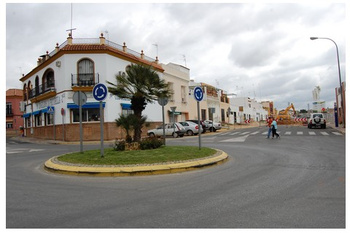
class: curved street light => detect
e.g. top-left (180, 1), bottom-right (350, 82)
top-left (310, 37), bottom-right (345, 128)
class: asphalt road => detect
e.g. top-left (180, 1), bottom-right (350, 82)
top-left (6, 125), bottom-right (345, 228)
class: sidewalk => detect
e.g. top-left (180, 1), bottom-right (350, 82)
top-left (327, 122), bottom-right (346, 134)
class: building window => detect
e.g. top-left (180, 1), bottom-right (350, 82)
top-left (71, 108), bottom-right (100, 123)
top-left (25, 117), bottom-right (31, 128)
top-left (6, 123), bottom-right (13, 129)
top-left (6, 102), bottom-right (12, 116)
top-left (77, 59), bottom-right (94, 85)
top-left (121, 103), bottom-right (133, 116)
top-left (181, 85), bottom-right (186, 103)
top-left (35, 114), bottom-right (42, 127)
top-left (45, 113), bottom-right (54, 125)
top-left (43, 70), bottom-right (55, 92)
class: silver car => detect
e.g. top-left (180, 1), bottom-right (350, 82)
top-left (147, 122), bottom-right (186, 138)
top-left (203, 120), bottom-right (222, 132)
top-left (179, 121), bottom-right (203, 136)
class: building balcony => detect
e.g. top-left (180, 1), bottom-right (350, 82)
top-left (71, 73), bottom-right (99, 92)
top-left (28, 83), bottom-right (56, 103)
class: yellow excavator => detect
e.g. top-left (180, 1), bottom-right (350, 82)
top-left (276, 103), bottom-right (296, 124)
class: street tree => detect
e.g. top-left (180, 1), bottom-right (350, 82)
top-left (107, 64), bottom-right (170, 142)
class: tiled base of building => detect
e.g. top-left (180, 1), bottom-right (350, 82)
top-left (23, 122), bottom-right (161, 142)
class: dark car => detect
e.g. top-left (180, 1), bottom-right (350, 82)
top-left (187, 120), bottom-right (206, 133)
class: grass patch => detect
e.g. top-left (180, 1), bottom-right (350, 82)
top-left (57, 146), bottom-right (217, 165)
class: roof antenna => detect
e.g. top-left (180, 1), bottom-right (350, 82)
top-left (66, 3), bottom-right (76, 36)
top-left (182, 54), bottom-right (187, 67)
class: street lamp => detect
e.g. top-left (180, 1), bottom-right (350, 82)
top-left (310, 37), bottom-right (345, 128)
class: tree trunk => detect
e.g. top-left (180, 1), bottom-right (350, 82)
top-left (131, 96), bottom-right (146, 142)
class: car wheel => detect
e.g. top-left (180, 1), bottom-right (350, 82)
top-left (149, 132), bottom-right (155, 138)
top-left (172, 132), bottom-right (178, 138)
top-left (187, 130), bottom-right (194, 136)
top-left (209, 127), bottom-right (214, 132)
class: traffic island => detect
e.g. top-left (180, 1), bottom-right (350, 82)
top-left (44, 148), bottom-right (228, 177)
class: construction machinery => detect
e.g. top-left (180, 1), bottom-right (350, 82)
top-left (276, 103), bottom-right (296, 125)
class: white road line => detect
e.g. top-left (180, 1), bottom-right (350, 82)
top-left (308, 132), bottom-right (316, 135)
top-left (332, 132), bottom-right (342, 136)
top-left (221, 135), bottom-right (249, 142)
top-left (240, 132), bottom-right (250, 135)
top-left (320, 132), bottom-right (329, 136)
top-left (262, 132), bottom-right (268, 135)
top-left (285, 131), bottom-right (292, 135)
top-left (297, 132), bottom-right (303, 135)
top-left (250, 131), bottom-right (260, 135)
top-left (230, 132), bottom-right (240, 136)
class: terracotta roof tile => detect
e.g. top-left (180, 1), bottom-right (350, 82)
top-left (6, 89), bottom-right (23, 97)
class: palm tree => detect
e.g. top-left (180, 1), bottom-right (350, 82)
top-left (107, 64), bottom-right (170, 142)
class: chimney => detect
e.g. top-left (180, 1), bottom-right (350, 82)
top-left (67, 32), bottom-right (73, 45)
top-left (37, 58), bottom-right (41, 66)
top-left (123, 42), bottom-right (127, 52)
top-left (99, 32), bottom-right (105, 45)
top-left (141, 50), bottom-right (144, 59)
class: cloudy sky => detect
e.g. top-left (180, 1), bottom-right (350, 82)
top-left (5, 2), bottom-right (347, 110)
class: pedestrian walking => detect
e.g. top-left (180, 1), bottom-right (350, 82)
top-left (266, 116), bottom-right (273, 138)
top-left (271, 118), bottom-right (280, 139)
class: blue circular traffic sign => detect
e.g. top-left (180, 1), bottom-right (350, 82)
top-left (93, 83), bottom-right (108, 101)
top-left (194, 86), bottom-right (204, 101)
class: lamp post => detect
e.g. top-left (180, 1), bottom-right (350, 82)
top-left (310, 37), bottom-right (345, 128)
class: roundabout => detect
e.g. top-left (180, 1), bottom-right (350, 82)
top-left (44, 148), bottom-right (229, 176)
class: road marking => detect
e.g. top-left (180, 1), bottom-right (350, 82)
top-left (297, 132), bottom-right (303, 135)
top-left (240, 131), bottom-right (250, 135)
top-left (320, 132), bottom-right (329, 136)
top-left (250, 131), bottom-right (260, 135)
top-left (308, 132), bottom-right (316, 135)
top-left (221, 135), bottom-right (249, 142)
top-left (219, 132), bottom-right (231, 136)
top-left (285, 131), bottom-right (291, 135)
top-left (230, 132), bottom-right (240, 136)
top-left (262, 132), bottom-right (268, 135)
top-left (6, 148), bottom-right (44, 154)
top-left (332, 132), bottom-right (342, 136)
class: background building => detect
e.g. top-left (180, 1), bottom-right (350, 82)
top-left (6, 89), bottom-right (24, 136)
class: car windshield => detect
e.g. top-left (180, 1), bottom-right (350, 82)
top-left (313, 114), bottom-right (323, 118)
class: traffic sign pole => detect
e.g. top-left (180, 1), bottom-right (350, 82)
top-left (100, 101), bottom-right (104, 157)
top-left (193, 87), bottom-right (204, 150)
top-left (197, 101), bottom-right (201, 150)
top-left (157, 98), bottom-right (169, 145)
top-left (79, 91), bottom-right (83, 153)
top-left (93, 83), bottom-right (107, 158)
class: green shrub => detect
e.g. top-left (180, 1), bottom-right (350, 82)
top-left (114, 140), bottom-right (126, 151)
top-left (139, 137), bottom-right (164, 150)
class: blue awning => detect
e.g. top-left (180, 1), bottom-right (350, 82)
top-left (22, 113), bottom-right (31, 118)
top-left (67, 102), bottom-right (105, 109)
top-left (32, 110), bottom-right (41, 116)
top-left (121, 103), bottom-right (132, 110)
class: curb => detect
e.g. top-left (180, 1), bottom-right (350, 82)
top-left (44, 149), bottom-right (229, 177)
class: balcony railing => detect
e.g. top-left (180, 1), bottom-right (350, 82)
top-left (71, 73), bottom-right (99, 87)
top-left (28, 82), bottom-right (56, 99)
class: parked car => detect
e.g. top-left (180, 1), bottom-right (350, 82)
top-left (179, 121), bottom-right (203, 136)
top-left (147, 123), bottom-right (186, 138)
top-left (308, 113), bottom-right (326, 129)
top-left (203, 120), bottom-right (222, 132)
top-left (187, 119), bottom-right (207, 133)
